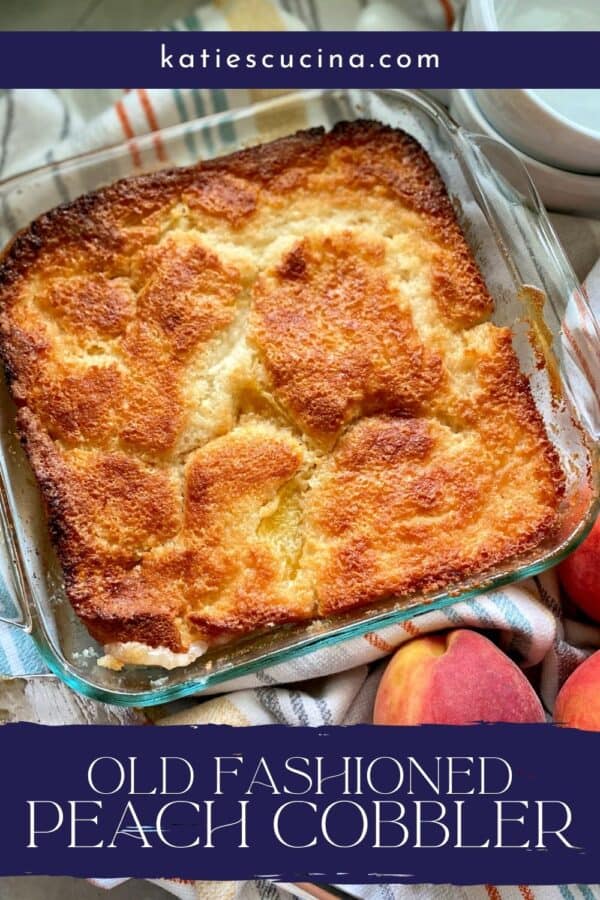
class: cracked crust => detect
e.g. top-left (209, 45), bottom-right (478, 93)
top-left (0, 120), bottom-right (565, 665)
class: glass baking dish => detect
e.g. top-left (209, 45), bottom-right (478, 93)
top-left (0, 89), bottom-right (598, 707)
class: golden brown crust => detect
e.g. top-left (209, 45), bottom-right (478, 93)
top-left (250, 231), bottom-right (444, 444)
top-left (0, 120), bottom-right (565, 660)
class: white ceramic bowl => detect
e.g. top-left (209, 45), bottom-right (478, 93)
top-left (473, 90), bottom-right (600, 175)
top-left (449, 89), bottom-right (600, 217)
top-left (463, 0), bottom-right (600, 30)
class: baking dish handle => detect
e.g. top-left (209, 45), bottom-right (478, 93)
top-left (0, 608), bottom-right (30, 631)
top-left (0, 479), bottom-right (33, 632)
top-left (0, 590), bottom-right (32, 632)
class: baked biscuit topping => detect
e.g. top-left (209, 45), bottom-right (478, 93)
top-left (251, 232), bottom-right (445, 445)
top-left (0, 121), bottom-right (564, 666)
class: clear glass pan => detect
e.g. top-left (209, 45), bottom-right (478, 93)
top-left (0, 89), bottom-right (598, 706)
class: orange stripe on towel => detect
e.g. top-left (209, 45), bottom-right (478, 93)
top-left (485, 887), bottom-right (503, 900)
top-left (364, 633), bottom-right (393, 653)
top-left (438, 0), bottom-right (455, 28)
top-left (115, 99), bottom-right (141, 168)
top-left (402, 619), bottom-right (420, 638)
top-left (137, 88), bottom-right (167, 162)
top-left (518, 887), bottom-right (536, 900)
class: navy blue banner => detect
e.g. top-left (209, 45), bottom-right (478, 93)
top-left (0, 723), bottom-right (598, 883)
top-left (0, 31), bottom-right (598, 88)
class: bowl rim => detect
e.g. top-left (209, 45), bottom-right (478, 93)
top-left (478, 0), bottom-right (499, 29)
top-left (475, 86), bottom-right (600, 147)
top-left (454, 88), bottom-right (600, 185)
top-left (522, 89), bottom-right (600, 143)
top-left (474, 0), bottom-right (600, 48)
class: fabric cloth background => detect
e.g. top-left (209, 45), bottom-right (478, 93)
top-left (1, 3), bottom-right (600, 900)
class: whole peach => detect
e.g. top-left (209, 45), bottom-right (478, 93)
top-left (373, 629), bottom-right (545, 725)
top-left (558, 516), bottom-right (600, 624)
top-left (554, 650), bottom-right (600, 731)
